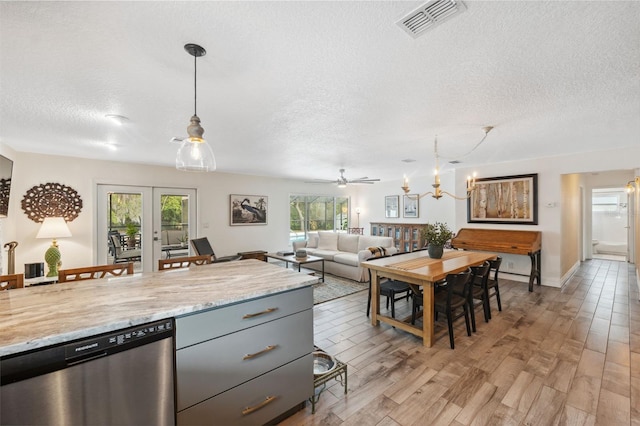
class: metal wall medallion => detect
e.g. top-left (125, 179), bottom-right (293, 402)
top-left (21, 182), bottom-right (83, 223)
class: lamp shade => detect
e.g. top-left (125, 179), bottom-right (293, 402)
top-left (36, 217), bottom-right (72, 239)
top-left (176, 137), bottom-right (216, 172)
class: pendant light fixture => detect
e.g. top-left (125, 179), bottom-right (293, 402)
top-left (176, 43), bottom-right (216, 172)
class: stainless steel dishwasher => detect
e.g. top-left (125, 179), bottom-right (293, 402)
top-left (1, 318), bottom-right (176, 425)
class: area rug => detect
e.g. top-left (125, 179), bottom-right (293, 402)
top-left (313, 274), bottom-right (368, 305)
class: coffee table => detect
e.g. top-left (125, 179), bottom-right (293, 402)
top-left (265, 253), bottom-right (325, 282)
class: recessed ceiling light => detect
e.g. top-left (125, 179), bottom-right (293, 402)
top-left (90, 140), bottom-right (119, 151)
top-left (105, 114), bottom-right (129, 126)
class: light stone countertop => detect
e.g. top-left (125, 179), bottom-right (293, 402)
top-left (0, 260), bottom-right (317, 357)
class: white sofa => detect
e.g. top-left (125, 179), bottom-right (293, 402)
top-left (292, 231), bottom-right (398, 282)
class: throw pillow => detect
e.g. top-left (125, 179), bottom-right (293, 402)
top-left (307, 233), bottom-right (319, 248)
top-left (317, 231), bottom-right (339, 250)
top-left (367, 246), bottom-right (387, 258)
top-left (338, 233), bottom-right (359, 253)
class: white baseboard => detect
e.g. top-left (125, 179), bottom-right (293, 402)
top-left (499, 271), bottom-right (561, 288)
top-left (559, 261), bottom-right (580, 290)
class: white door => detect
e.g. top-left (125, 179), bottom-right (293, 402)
top-left (97, 185), bottom-right (196, 272)
top-left (152, 188), bottom-right (197, 269)
top-left (628, 190), bottom-right (636, 263)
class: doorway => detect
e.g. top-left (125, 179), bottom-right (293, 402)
top-left (591, 187), bottom-right (628, 261)
top-left (97, 185), bottom-right (197, 272)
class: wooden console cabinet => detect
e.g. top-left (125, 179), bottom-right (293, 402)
top-left (175, 287), bottom-right (313, 425)
top-left (451, 228), bottom-right (542, 292)
top-left (237, 250), bottom-right (268, 261)
top-left (370, 222), bottom-right (427, 253)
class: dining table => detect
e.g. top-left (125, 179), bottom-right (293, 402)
top-left (361, 249), bottom-right (497, 347)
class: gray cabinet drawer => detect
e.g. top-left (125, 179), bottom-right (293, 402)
top-left (177, 354), bottom-right (312, 426)
top-left (176, 286), bottom-right (312, 349)
top-left (177, 309), bottom-right (313, 411)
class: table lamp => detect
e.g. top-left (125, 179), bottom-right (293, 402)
top-left (36, 217), bottom-right (72, 277)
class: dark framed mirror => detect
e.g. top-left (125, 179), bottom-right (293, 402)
top-left (0, 154), bottom-right (14, 217)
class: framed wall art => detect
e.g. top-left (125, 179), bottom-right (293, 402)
top-left (403, 194), bottom-right (419, 218)
top-left (467, 173), bottom-right (538, 225)
top-left (230, 194), bottom-right (268, 225)
top-left (385, 195), bottom-right (399, 218)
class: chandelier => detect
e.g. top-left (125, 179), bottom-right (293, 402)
top-left (401, 126), bottom-right (493, 200)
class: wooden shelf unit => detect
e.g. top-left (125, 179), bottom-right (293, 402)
top-left (370, 222), bottom-right (427, 253)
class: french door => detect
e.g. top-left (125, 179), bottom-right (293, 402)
top-left (97, 185), bottom-right (197, 272)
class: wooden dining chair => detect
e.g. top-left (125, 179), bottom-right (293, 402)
top-left (0, 273), bottom-right (24, 291)
top-left (412, 269), bottom-right (472, 349)
top-left (468, 261), bottom-right (491, 332)
top-left (158, 255), bottom-right (212, 271)
top-left (366, 255), bottom-right (412, 319)
top-left (485, 257), bottom-right (503, 319)
top-left (58, 263), bottom-right (134, 283)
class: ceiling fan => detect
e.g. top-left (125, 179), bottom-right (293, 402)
top-left (305, 169), bottom-right (380, 187)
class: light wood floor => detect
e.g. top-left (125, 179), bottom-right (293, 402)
top-left (280, 259), bottom-right (639, 426)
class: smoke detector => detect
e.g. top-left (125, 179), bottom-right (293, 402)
top-left (396, 0), bottom-right (467, 39)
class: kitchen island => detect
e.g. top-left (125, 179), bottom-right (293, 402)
top-left (1, 259), bottom-right (316, 425)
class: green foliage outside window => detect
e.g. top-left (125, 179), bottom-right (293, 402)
top-left (290, 195), bottom-right (349, 241)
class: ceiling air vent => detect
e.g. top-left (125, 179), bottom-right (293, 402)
top-left (396, 0), bottom-right (467, 39)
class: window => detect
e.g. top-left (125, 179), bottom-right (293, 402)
top-left (290, 195), bottom-right (349, 242)
top-left (592, 190), bottom-right (626, 213)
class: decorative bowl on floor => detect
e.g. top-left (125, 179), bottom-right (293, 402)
top-left (313, 351), bottom-right (337, 377)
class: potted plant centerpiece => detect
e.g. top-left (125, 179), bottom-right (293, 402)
top-left (421, 222), bottom-right (454, 259)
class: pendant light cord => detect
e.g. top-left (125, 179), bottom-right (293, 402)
top-left (193, 54), bottom-right (197, 116)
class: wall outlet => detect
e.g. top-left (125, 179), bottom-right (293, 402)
top-left (507, 261), bottom-right (514, 269)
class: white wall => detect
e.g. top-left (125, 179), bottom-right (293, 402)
top-left (455, 146), bottom-right (640, 287)
top-left (353, 171), bottom-right (457, 233)
top-left (2, 145), bottom-right (639, 285)
top-left (0, 150), bottom-right (355, 273)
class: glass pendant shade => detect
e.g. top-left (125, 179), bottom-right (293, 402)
top-left (176, 115), bottom-right (216, 172)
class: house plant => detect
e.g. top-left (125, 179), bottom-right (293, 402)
top-left (421, 222), bottom-right (454, 259)
top-left (125, 221), bottom-right (139, 249)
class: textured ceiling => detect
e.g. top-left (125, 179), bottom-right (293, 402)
top-left (1, 1), bottom-right (639, 183)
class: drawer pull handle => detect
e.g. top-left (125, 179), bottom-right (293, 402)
top-left (242, 395), bottom-right (277, 415)
top-left (243, 344), bottom-right (278, 360)
top-left (243, 307), bottom-right (278, 319)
